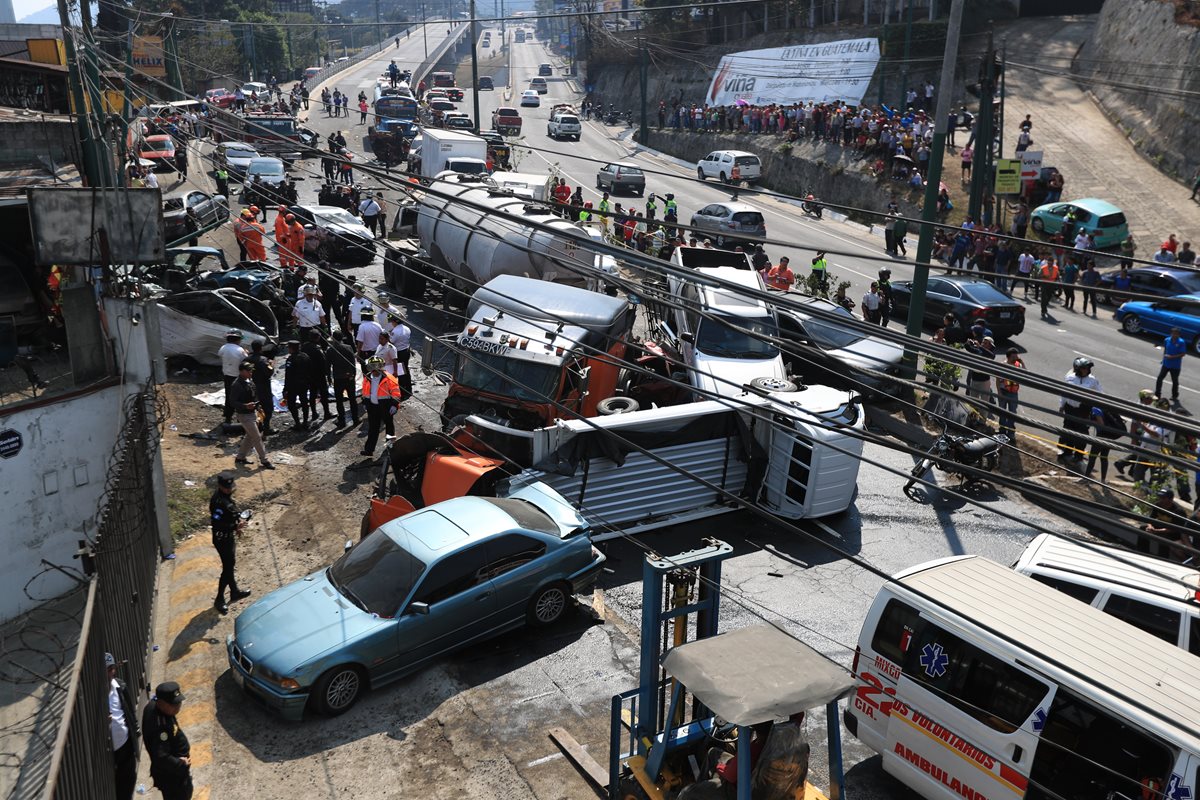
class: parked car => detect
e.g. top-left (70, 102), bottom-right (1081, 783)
top-left (226, 484), bottom-right (604, 719)
top-left (242, 157), bottom-right (287, 199)
top-left (689, 202), bottom-right (766, 247)
top-left (162, 190), bottom-right (229, 243)
top-left (538, 63), bottom-right (553, 76)
top-left (1030, 198), bottom-right (1129, 249)
top-left (287, 204), bottom-right (376, 265)
top-left (1115, 293), bottom-right (1200, 353)
top-left (139, 134), bottom-right (177, 172)
top-left (478, 75), bottom-right (494, 91)
top-left (240, 81), bottom-right (269, 98)
top-left (529, 77), bottom-right (548, 94)
top-left (1097, 267), bottom-right (1200, 306)
top-left (696, 150), bottom-right (762, 184)
top-left (888, 275), bottom-right (1026, 338)
top-left (212, 142), bottom-right (259, 179)
top-left (774, 295), bottom-right (906, 398)
top-left (595, 162), bottom-right (644, 195)
top-left (519, 90), bottom-right (540, 107)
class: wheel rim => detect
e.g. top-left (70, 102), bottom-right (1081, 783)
top-left (1032, 218), bottom-right (1044, 233)
top-left (535, 588), bottom-right (566, 623)
top-left (755, 377), bottom-right (793, 392)
top-left (1123, 315), bottom-right (1141, 333)
top-left (325, 669), bottom-right (360, 710)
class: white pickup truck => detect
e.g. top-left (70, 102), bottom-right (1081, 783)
top-left (547, 109), bottom-right (582, 141)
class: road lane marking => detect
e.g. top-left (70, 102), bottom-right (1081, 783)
top-left (1073, 350), bottom-right (1200, 395)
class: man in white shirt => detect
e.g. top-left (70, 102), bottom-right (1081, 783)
top-left (296, 274), bottom-right (321, 301)
top-left (358, 193), bottom-right (382, 238)
top-left (217, 329), bottom-right (247, 425)
top-left (106, 652), bottom-right (139, 799)
top-left (355, 308), bottom-right (383, 365)
top-left (861, 282), bottom-right (883, 324)
top-left (347, 283), bottom-right (372, 335)
top-left (143, 169), bottom-right (159, 190)
top-left (374, 330), bottom-right (399, 375)
top-left (1059, 357), bottom-right (1103, 465)
top-left (293, 285), bottom-right (326, 337)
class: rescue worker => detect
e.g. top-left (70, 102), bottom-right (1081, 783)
top-left (293, 285), bottom-right (326, 340)
top-left (283, 340), bottom-right (313, 430)
top-left (244, 209), bottom-right (266, 261)
top-left (141, 682), bottom-right (192, 800)
top-left (360, 356), bottom-right (401, 456)
top-left (810, 251), bottom-right (829, 293)
top-left (765, 258), bottom-right (794, 291)
top-left (328, 331), bottom-right (360, 428)
top-left (287, 213), bottom-right (306, 266)
top-left (231, 359), bottom-right (271, 468)
top-left (233, 210), bottom-right (251, 262)
top-left (210, 471), bottom-right (253, 614)
top-left (274, 206), bottom-right (291, 266)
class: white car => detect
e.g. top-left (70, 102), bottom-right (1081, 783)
top-left (547, 112), bottom-right (581, 141)
top-left (520, 89), bottom-right (540, 107)
top-left (240, 81), bottom-right (269, 98)
top-left (696, 150), bottom-right (762, 184)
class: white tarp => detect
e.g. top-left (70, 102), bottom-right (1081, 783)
top-left (705, 38), bottom-right (882, 107)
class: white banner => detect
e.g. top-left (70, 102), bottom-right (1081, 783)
top-left (706, 38), bottom-right (881, 107)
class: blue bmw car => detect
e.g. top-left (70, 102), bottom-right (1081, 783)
top-left (227, 482), bottom-right (604, 719)
top-left (1115, 293), bottom-right (1200, 354)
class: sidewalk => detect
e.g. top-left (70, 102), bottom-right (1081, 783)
top-left (1000, 16), bottom-right (1199, 246)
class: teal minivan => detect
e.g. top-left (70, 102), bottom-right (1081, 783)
top-left (1030, 197), bottom-right (1129, 248)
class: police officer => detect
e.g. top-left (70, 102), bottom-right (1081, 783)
top-left (327, 330), bottom-right (360, 428)
top-left (141, 681), bottom-right (192, 800)
top-left (231, 361), bottom-right (272, 469)
top-left (810, 251), bottom-right (829, 293)
top-left (214, 164), bottom-right (229, 199)
top-left (302, 329), bottom-right (333, 421)
top-left (284, 340), bottom-right (313, 430)
top-left (249, 340), bottom-right (274, 436)
top-left (877, 268), bottom-right (895, 327)
top-left (210, 472), bottom-right (251, 614)
top-left (664, 193), bottom-right (677, 217)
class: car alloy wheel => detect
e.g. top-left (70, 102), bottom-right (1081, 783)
top-left (1121, 314), bottom-right (1141, 334)
top-left (697, 167), bottom-right (705, 181)
top-left (529, 583), bottom-right (568, 626)
top-left (1031, 217), bottom-right (1045, 233)
top-left (312, 665), bottom-right (363, 716)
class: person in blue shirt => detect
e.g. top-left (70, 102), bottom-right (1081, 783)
top-left (1156, 327), bottom-right (1187, 403)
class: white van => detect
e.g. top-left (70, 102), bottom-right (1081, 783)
top-left (849, 555), bottom-right (1200, 800)
top-left (664, 266), bottom-right (788, 399)
top-left (1014, 533), bottom-right (1200, 655)
top-left (696, 150), bottom-right (762, 183)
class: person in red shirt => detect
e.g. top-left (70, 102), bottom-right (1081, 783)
top-left (764, 257), bottom-right (794, 291)
top-left (1163, 233), bottom-right (1180, 254)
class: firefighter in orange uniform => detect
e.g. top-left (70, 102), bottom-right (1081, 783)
top-left (233, 210), bottom-right (252, 261)
top-left (287, 214), bottom-right (306, 267)
top-left (244, 211), bottom-right (267, 262)
top-left (274, 206), bottom-right (291, 266)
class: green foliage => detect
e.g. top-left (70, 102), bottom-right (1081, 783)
top-left (880, 19), bottom-right (948, 57)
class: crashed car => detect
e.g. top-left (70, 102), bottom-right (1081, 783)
top-left (287, 204), bottom-right (376, 265)
top-left (155, 288), bottom-right (277, 365)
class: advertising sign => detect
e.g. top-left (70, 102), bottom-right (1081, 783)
top-left (994, 159), bottom-right (1022, 195)
top-left (706, 38), bottom-right (881, 107)
top-left (131, 36), bottom-right (167, 78)
top-left (1020, 150), bottom-right (1043, 182)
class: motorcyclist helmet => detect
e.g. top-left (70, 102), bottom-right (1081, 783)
top-left (878, 268), bottom-right (891, 280)
top-left (1072, 356), bottom-right (1094, 372)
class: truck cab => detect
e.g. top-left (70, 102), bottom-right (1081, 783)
top-left (491, 106), bottom-right (522, 136)
top-left (443, 275), bottom-right (635, 429)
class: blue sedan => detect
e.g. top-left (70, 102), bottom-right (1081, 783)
top-left (1115, 293), bottom-right (1200, 354)
top-left (227, 482), bottom-right (604, 719)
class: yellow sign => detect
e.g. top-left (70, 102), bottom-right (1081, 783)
top-left (132, 36), bottom-right (167, 78)
top-left (994, 158), bottom-right (1021, 195)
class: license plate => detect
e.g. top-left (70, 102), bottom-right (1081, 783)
top-left (999, 312), bottom-right (1012, 319)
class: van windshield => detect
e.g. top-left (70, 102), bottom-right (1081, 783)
top-left (696, 314), bottom-right (779, 359)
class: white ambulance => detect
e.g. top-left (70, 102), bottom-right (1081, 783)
top-left (847, 555), bottom-right (1200, 800)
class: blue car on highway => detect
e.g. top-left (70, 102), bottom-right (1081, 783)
top-left (227, 482), bottom-right (604, 720)
top-left (1115, 293), bottom-right (1200, 353)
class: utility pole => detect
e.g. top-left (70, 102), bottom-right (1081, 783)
top-left (638, 37), bottom-right (648, 144)
top-left (898, 0), bottom-right (912, 110)
top-left (421, 3), bottom-right (429, 58)
top-left (469, 0), bottom-right (480, 129)
top-left (164, 14), bottom-right (184, 100)
top-left (56, 0), bottom-right (104, 186)
top-left (968, 30), bottom-right (996, 224)
top-left (375, 0), bottom-right (383, 49)
top-left (904, 0), bottom-right (965, 363)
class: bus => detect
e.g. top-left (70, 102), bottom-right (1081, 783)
top-left (374, 95), bottom-right (418, 121)
top-left (848, 555), bottom-right (1200, 800)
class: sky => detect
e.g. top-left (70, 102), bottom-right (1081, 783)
top-left (16, 1), bottom-right (56, 23)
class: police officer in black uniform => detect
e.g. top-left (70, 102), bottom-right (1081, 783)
top-left (283, 340), bottom-right (313, 430)
top-left (141, 681), bottom-right (192, 800)
top-left (210, 472), bottom-right (251, 615)
top-left (301, 328), bottom-right (333, 421)
top-left (327, 331), bottom-right (360, 428)
top-left (249, 340), bottom-right (274, 436)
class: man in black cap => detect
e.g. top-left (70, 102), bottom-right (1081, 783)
top-left (301, 329), bottom-right (333, 421)
top-left (231, 360), bottom-right (273, 469)
top-left (141, 681), bottom-right (191, 800)
top-left (210, 472), bottom-right (251, 615)
top-left (283, 340), bottom-right (313, 430)
top-left (327, 330), bottom-right (360, 428)
top-left (106, 652), bottom-right (139, 799)
top-left (249, 341), bottom-right (275, 436)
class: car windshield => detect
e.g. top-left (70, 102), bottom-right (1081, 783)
top-left (455, 352), bottom-right (561, 402)
top-left (226, 146), bottom-right (256, 158)
top-left (163, 197), bottom-right (185, 211)
top-left (696, 314), bottom-right (780, 358)
top-left (801, 307), bottom-right (865, 349)
top-left (144, 140), bottom-right (173, 152)
top-left (618, 166), bottom-right (643, 175)
top-left (1098, 212), bottom-right (1127, 227)
top-left (249, 160), bottom-right (284, 176)
top-left (327, 532), bottom-right (426, 617)
top-left (731, 211), bottom-right (765, 226)
top-left (963, 282), bottom-right (1014, 304)
top-left (316, 209), bottom-right (361, 227)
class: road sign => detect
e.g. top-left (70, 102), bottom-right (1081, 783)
top-left (994, 159), bottom-right (1022, 195)
top-left (1020, 149), bottom-right (1043, 182)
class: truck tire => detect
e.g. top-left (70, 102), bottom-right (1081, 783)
top-left (749, 376), bottom-right (798, 393)
top-left (597, 396), bottom-right (640, 415)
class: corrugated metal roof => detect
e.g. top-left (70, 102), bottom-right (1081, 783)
top-left (897, 556), bottom-right (1200, 750)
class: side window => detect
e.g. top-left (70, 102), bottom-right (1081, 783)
top-left (926, 279), bottom-right (948, 295)
top-left (901, 622), bottom-right (1048, 733)
top-left (870, 599), bottom-right (922, 666)
top-left (482, 534), bottom-right (547, 579)
top-left (1101, 594), bottom-right (1181, 646)
top-left (940, 283), bottom-right (963, 299)
top-left (1190, 616), bottom-right (1200, 657)
top-left (411, 543), bottom-right (491, 606)
top-left (1027, 573), bottom-right (1100, 605)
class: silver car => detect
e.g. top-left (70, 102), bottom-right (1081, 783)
top-left (689, 202), bottom-right (766, 247)
top-left (595, 162), bottom-right (645, 196)
top-left (213, 142), bottom-right (259, 179)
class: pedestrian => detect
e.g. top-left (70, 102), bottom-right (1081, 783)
top-left (107, 652), bottom-right (139, 800)
top-left (1079, 260), bottom-right (1100, 317)
top-left (359, 98), bottom-right (369, 124)
top-left (883, 214), bottom-right (897, 255)
top-left (764, 258), bottom-right (794, 291)
top-left (1083, 405), bottom-right (1125, 484)
top-left (997, 348), bottom-right (1024, 441)
top-left (231, 360), bottom-right (272, 468)
top-left (327, 331), bottom-right (360, 428)
top-left (1157, 327), bottom-right (1187, 404)
top-left (141, 682), bottom-right (192, 800)
top-left (248, 340), bottom-right (274, 436)
top-left (861, 282), bottom-right (882, 323)
top-left (1039, 258), bottom-right (1060, 318)
top-left (965, 335), bottom-right (996, 415)
top-left (347, 283), bottom-right (371, 336)
top-left (1061, 258), bottom-right (1079, 311)
top-left (360, 356), bottom-right (401, 456)
top-left (283, 340), bottom-right (313, 430)
top-left (1179, 241), bottom-right (1196, 266)
top-left (355, 309), bottom-right (383, 364)
top-left (960, 145), bottom-right (973, 183)
top-left (1115, 389), bottom-right (1157, 479)
top-left (174, 147), bottom-right (188, 180)
top-left (1016, 250), bottom-right (1035, 298)
top-left (358, 192), bottom-right (382, 237)
top-left (877, 268), bottom-right (895, 326)
top-left (1059, 357), bottom-right (1102, 466)
top-left (293, 285), bottom-right (326, 339)
top-left (893, 213), bottom-right (908, 257)
top-left (1119, 234), bottom-right (1136, 268)
top-left (302, 329), bottom-right (333, 421)
top-left (217, 330), bottom-right (247, 425)
top-left (340, 150), bottom-right (354, 184)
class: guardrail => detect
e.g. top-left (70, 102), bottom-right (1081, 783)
top-left (305, 23), bottom-right (467, 95)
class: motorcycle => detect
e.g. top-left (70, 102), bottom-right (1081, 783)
top-left (904, 431), bottom-right (1009, 492)
top-left (604, 109), bottom-right (621, 125)
top-left (801, 195), bottom-right (823, 219)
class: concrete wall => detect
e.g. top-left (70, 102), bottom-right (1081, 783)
top-left (0, 297), bottom-right (163, 623)
top-left (1075, 0), bottom-right (1200, 183)
top-left (0, 116), bottom-right (78, 167)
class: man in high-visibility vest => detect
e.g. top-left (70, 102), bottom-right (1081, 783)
top-left (244, 212), bottom-right (267, 262)
top-left (1039, 259), bottom-right (1060, 318)
top-left (810, 251), bottom-right (829, 293)
top-left (214, 165), bottom-right (229, 199)
top-left (286, 214), bottom-right (306, 266)
top-left (578, 202), bottom-right (592, 226)
top-left (664, 193), bottom-right (677, 216)
top-left (274, 206), bottom-right (291, 266)
top-left (645, 194), bottom-right (657, 220)
top-left (597, 192), bottom-right (611, 235)
top-left (360, 356), bottom-right (401, 456)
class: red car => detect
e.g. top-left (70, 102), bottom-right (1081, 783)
top-left (491, 107), bottom-right (522, 136)
top-left (206, 88), bottom-right (235, 109)
top-left (140, 134), bottom-right (177, 171)
top-left (445, 87), bottom-right (464, 102)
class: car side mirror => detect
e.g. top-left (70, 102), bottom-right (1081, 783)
top-left (344, 539), bottom-right (354, 552)
top-left (407, 601), bottom-right (430, 616)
